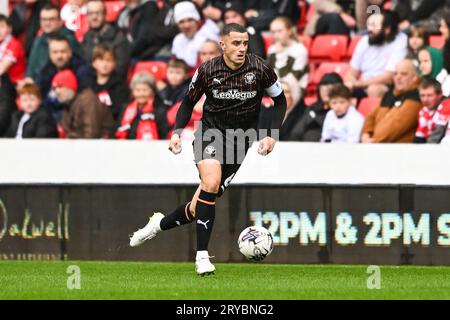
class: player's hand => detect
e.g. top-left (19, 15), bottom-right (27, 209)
top-left (258, 137), bottom-right (276, 156)
top-left (169, 134), bottom-right (182, 154)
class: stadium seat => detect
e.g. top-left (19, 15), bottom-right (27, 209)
top-left (304, 95), bottom-right (317, 107)
top-left (310, 62), bottom-right (350, 86)
top-left (357, 97), bottom-right (381, 117)
top-left (132, 61), bottom-right (168, 82)
top-left (105, 1), bottom-right (125, 23)
top-left (309, 35), bottom-right (349, 62)
top-left (346, 35), bottom-right (363, 59)
top-left (262, 33), bottom-right (273, 55)
top-left (429, 35), bottom-right (446, 49)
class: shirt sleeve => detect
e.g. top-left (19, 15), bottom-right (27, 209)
top-left (185, 63), bottom-right (207, 103)
top-left (261, 60), bottom-right (283, 97)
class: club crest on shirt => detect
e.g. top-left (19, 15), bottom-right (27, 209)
top-left (244, 72), bottom-right (256, 84)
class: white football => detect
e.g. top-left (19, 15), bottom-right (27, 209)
top-left (238, 226), bottom-right (273, 261)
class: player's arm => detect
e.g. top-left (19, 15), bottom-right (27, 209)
top-left (169, 66), bottom-right (206, 154)
top-left (258, 79), bottom-right (287, 156)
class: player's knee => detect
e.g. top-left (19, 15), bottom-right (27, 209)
top-left (201, 176), bottom-right (221, 193)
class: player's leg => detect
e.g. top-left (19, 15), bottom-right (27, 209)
top-left (194, 159), bottom-right (221, 275)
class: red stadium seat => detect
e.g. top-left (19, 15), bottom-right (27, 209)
top-left (105, 1), bottom-right (125, 23)
top-left (304, 95), bottom-right (317, 107)
top-left (309, 35), bottom-right (349, 62)
top-left (262, 33), bottom-right (273, 55)
top-left (429, 35), bottom-right (446, 49)
top-left (132, 61), bottom-right (168, 81)
top-left (346, 35), bottom-right (363, 59)
top-left (310, 62), bottom-right (350, 85)
top-left (358, 97), bottom-right (381, 117)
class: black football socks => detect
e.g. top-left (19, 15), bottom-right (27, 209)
top-left (159, 202), bottom-right (194, 231)
top-left (196, 190), bottom-right (217, 251)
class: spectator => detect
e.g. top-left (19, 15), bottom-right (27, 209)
top-left (0, 15), bottom-right (26, 85)
top-left (10, 0), bottom-right (50, 57)
top-left (159, 58), bottom-right (191, 110)
top-left (56, 70), bottom-right (114, 139)
top-left (61, 0), bottom-right (88, 40)
top-left (222, 1), bottom-right (266, 58)
top-left (259, 77), bottom-right (305, 141)
top-left (418, 46), bottom-right (450, 96)
top-left (26, 3), bottom-right (83, 79)
top-left (355, 0), bottom-right (384, 31)
top-left (6, 83), bottom-right (57, 139)
top-left (304, 0), bottom-right (356, 36)
top-left (406, 25), bottom-right (429, 67)
top-left (393, 0), bottom-right (450, 33)
top-left (267, 16), bottom-right (309, 101)
top-left (199, 39), bottom-right (222, 63)
top-left (361, 59), bottom-right (422, 143)
top-left (439, 10), bottom-right (450, 95)
top-left (245, 0), bottom-right (300, 32)
top-left (428, 98), bottom-right (450, 143)
top-left (35, 35), bottom-right (93, 120)
top-left (128, 0), bottom-right (179, 61)
top-left (345, 11), bottom-right (408, 98)
top-left (115, 72), bottom-right (169, 140)
top-left (0, 78), bottom-right (15, 137)
top-left (87, 44), bottom-right (130, 122)
top-left (192, 0), bottom-right (230, 22)
top-left (117, 0), bottom-right (163, 62)
top-left (288, 72), bottom-right (344, 141)
top-left (321, 84), bottom-right (364, 143)
top-left (414, 77), bottom-right (445, 143)
top-left (82, 0), bottom-right (130, 77)
top-left (171, 1), bottom-right (220, 68)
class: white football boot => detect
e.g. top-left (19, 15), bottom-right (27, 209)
top-left (129, 212), bottom-right (164, 247)
top-left (195, 251), bottom-right (216, 276)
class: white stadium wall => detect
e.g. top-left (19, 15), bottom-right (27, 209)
top-left (0, 140), bottom-right (449, 265)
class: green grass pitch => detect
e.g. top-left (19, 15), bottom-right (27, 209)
top-left (0, 261), bottom-right (449, 299)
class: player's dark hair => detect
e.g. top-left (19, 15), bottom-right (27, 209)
top-left (222, 23), bottom-right (248, 36)
top-left (0, 14), bottom-right (12, 27)
top-left (329, 84), bottom-right (352, 100)
top-left (419, 76), bottom-right (443, 94)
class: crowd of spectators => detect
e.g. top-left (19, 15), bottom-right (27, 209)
top-left (0, 0), bottom-right (449, 144)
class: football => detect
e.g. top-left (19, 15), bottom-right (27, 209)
top-left (238, 226), bottom-right (274, 261)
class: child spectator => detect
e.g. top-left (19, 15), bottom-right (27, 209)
top-left (0, 15), bottom-right (26, 85)
top-left (55, 70), bottom-right (114, 139)
top-left (159, 58), bottom-right (191, 110)
top-left (406, 25), bottom-right (429, 67)
top-left (267, 16), bottom-right (309, 100)
top-left (115, 72), bottom-right (169, 141)
top-left (289, 72), bottom-right (344, 141)
top-left (88, 44), bottom-right (130, 122)
top-left (418, 46), bottom-right (450, 96)
top-left (6, 83), bottom-right (57, 139)
top-left (321, 84), bottom-right (364, 143)
top-left (414, 77), bottom-right (445, 143)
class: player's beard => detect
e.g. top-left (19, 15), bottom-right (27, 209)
top-left (368, 31), bottom-right (386, 46)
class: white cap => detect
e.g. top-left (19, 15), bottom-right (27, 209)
top-left (174, 1), bottom-right (201, 24)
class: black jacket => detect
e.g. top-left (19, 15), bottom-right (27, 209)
top-left (159, 79), bottom-right (190, 109)
top-left (288, 100), bottom-right (329, 141)
top-left (82, 23), bottom-right (130, 77)
top-left (87, 71), bottom-right (131, 122)
top-left (6, 107), bottom-right (58, 138)
top-left (0, 75), bottom-right (16, 137)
